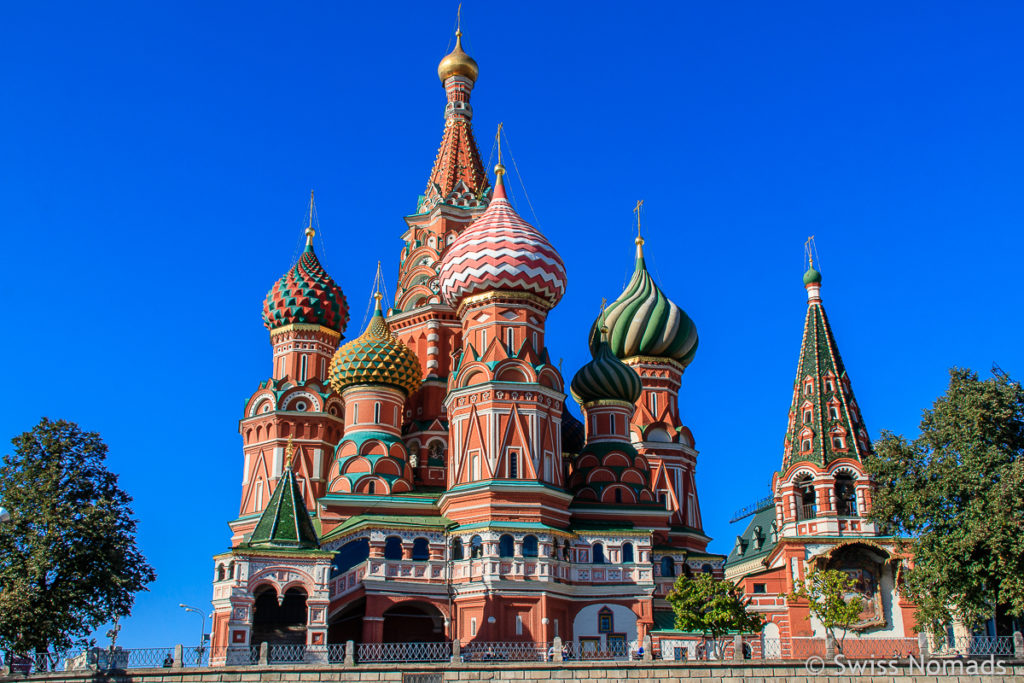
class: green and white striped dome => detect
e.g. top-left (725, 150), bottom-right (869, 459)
top-left (588, 238), bottom-right (698, 367)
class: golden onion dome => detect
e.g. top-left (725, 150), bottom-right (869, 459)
top-left (328, 296), bottom-right (423, 397)
top-left (438, 31), bottom-right (479, 82)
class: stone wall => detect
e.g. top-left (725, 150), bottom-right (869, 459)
top-left (7, 659), bottom-right (1024, 683)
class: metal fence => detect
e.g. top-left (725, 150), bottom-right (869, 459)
top-left (357, 641), bottom-right (451, 663)
top-left (839, 637), bottom-right (919, 659)
top-left (938, 635), bottom-right (1015, 657)
top-left (461, 641), bottom-right (548, 662)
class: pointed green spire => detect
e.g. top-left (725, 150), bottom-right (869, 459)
top-left (246, 450), bottom-right (320, 550)
top-left (782, 262), bottom-right (872, 471)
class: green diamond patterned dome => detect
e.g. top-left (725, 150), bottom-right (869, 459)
top-left (588, 238), bottom-right (698, 367)
top-left (328, 299), bottom-right (423, 397)
top-left (572, 327), bottom-right (643, 405)
top-left (263, 235), bottom-right (349, 335)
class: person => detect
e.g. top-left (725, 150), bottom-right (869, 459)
top-left (162, 654), bottom-right (174, 668)
top-left (635, 644), bottom-right (644, 660)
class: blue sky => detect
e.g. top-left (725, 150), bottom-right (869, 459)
top-left (1, 1), bottom-right (1022, 648)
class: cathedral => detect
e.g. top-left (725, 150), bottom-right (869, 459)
top-left (208, 25), bottom-right (916, 660)
top-left (209, 28), bottom-right (716, 658)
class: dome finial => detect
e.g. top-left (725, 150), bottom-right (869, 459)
top-left (305, 190), bottom-right (316, 247)
top-left (285, 436), bottom-right (295, 469)
top-left (492, 122), bottom-right (507, 200)
top-left (438, 7), bottom-right (479, 83)
top-left (633, 199), bottom-right (645, 258)
top-left (803, 235), bottom-right (822, 289)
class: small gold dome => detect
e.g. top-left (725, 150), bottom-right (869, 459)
top-left (438, 31), bottom-right (479, 83)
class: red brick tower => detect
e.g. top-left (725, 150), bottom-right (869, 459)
top-left (234, 208), bottom-right (348, 544)
top-left (388, 29), bottom-right (492, 490)
top-left (436, 165), bottom-right (570, 527)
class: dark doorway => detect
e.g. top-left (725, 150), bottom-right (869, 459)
top-left (328, 597), bottom-right (366, 644)
top-left (381, 602), bottom-right (447, 642)
top-left (251, 586), bottom-right (308, 646)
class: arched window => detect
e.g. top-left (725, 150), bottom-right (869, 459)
top-left (522, 535), bottom-right (538, 557)
top-left (592, 543), bottom-right (605, 564)
top-left (384, 536), bottom-right (403, 560)
top-left (499, 534), bottom-right (515, 558)
top-left (217, 564), bottom-right (225, 581)
top-left (300, 354), bottom-right (308, 381)
top-left (470, 535), bottom-right (483, 558)
top-left (660, 556), bottom-right (675, 577)
top-left (451, 538), bottom-right (464, 560)
top-left (374, 402), bottom-right (381, 424)
top-left (610, 415), bottom-right (617, 435)
top-left (803, 409), bottom-right (812, 424)
top-left (228, 561), bottom-right (235, 579)
top-left (412, 537), bottom-right (430, 561)
top-left (702, 563), bottom-right (713, 574)
top-left (835, 474), bottom-right (858, 515)
top-left (622, 542), bottom-right (634, 564)
top-left (801, 438), bottom-right (812, 452)
top-left (650, 393), bottom-right (658, 415)
top-left (829, 406), bottom-right (840, 420)
top-left (353, 403), bottom-right (359, 424)
top-left (506, 327), bottom-right (515, 351)
top-left (614, 488), bottom-right (622, 503)
top-left (797, 477), bottom-right (817, 520)
top-left (367, 480), bottom-right (376, 495)
top-left (562, 539), bottom-right (571, 561)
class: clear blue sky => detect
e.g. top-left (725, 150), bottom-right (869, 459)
top-left (1, 1), bottom-right (1022, 648)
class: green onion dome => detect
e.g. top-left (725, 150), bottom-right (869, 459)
top-left (803, 266), bottom-right (822, 285)
top-left (263, 230), bottom-right (349, 335)
top-left (588, 238), bottom-right (698, 368)
top-left (572, 327), bottom-right (644, 405)
top-left (561, 402), bottom-right (586, 455)
top-left (328, 296), bottom-right (422, 397)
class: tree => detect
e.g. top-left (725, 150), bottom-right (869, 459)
top-left (787, 568), bottom-right (863, 652)
top-left (0, 418), bottom-right (155, 663)
top-left (666, 573), bottom-right (763, 659)
top-left (865, 367), bottom-right (1024, 637)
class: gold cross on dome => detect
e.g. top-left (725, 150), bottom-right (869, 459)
top-left (633, 199), bottom-right (644, 236)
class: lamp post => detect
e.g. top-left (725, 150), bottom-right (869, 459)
top-left (178, 604), bottom-right (207, 662)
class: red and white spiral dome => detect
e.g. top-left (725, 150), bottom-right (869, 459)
top-left (439, 168), bottom-right (567, 309)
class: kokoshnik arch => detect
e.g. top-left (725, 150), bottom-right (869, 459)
top-left (207, 26), bottom-right (917, 661)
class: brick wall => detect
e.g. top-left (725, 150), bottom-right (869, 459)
top-left (8, 659), bottom-right (1024, 683)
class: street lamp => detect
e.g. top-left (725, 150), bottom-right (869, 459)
top-left (178, 604), bottom-right (207, 660)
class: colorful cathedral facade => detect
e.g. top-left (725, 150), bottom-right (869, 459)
top-left (209, 29), bottom-right (719, 659)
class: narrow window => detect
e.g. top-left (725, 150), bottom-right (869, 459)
top-left (471, 452), bottom-right (481, 480)
top-left (320, 357), bottom-right (326, 379)
top-left (832, 436), bottom-right (844, 449)
top-left (255, 481), bottom-right (264, 511)
top-left (826, 379), bottom-right (834, 391)
top-left (300, 354), bottom-right (308, 381)
top-left (499, 535), bottom-right (514, 557)
top-left (506, 327), bottom-right (514, 351)
top-left (532, 332), bottom-right (538, 350)
top-left (609, 415), bottom-right (617, 435)
top-left (509, 450), bottom-right (518, 479)
top-left (374, 402), bottom-right (381, 423)
top-left (829, 406), bottom-right (839, 419)
top-left (801, 438), bottom-right (812, 451)
top-left (803, 410), bottom-right (812, 423)
top-left (650, 393), bottom-right (658, 415)
top-left (353, 403), bottom-right (359, 424)
top-left (515, 615), bottom-right (523, 635)
top-left (614, 488), bottom-right (622, 503)
top-left (279, 358), bottom-right (286, 377)
top-left (592, 543), bottom-right (605, 564)
top-left (804, 383), bottom-right (813, 395)
top-left (470, 618), bottom-right (478, 637)
top-left (622, 543), bottom-right (634, 563)
top-left (451, 538), bottom-right (464, 560)
top-left (368, 480), bottom-right (376, 495)
top-left (481, 330), bottom-right (487, 350)
top-left (660, 556), bottom-right (675, 577)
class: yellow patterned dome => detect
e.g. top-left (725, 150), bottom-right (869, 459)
top-left (328, 297), bottom-right (423, 396)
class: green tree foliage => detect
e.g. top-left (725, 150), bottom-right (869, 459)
top-left (866, 367), bottom-right (1024, 636)
top-left (0, 418), bottom-right (155, 658)
top-left (788, 568), bottom-right (863, 650)
top-left (666, 573), bottom-right (763, 658)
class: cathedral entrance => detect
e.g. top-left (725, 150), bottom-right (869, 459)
top-left (381, 601), bottom-right (446, 642)
top-left (251, 586), bottom-right (308, 646)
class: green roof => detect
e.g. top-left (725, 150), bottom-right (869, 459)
top-left (724, 506), bottom-right (778, 566)
top-left (320, 513), bottom-right (451, 542)
top-left (245, 466), bottom-right (320, 551)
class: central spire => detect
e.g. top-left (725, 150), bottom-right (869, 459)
top-left (421, 25), bottom-right (490, 212)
